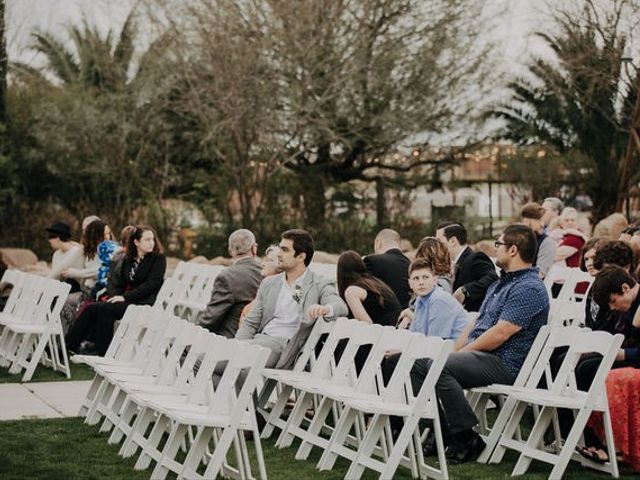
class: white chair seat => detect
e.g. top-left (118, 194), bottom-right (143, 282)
top-left (158, 404), bottom-right (254, 428)
top-left (2, 322), bottom-right (47, 334)
top-left (509, 388), bottom-right (590, 409)
top-left (0, 313), bottom-right (21, 325)
top-left (343, 396), bottom-right (436, 417)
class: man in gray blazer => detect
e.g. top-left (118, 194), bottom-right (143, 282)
top-left (199, 229), bottom-right (263, 338)
top-left (236, 229), bottom-right (348, 369)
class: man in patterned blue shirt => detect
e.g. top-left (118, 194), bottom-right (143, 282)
top-left (411, 224), bottom-right (549, 464)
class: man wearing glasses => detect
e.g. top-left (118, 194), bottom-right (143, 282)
top-left (413, 224), bottom-right (549, 464)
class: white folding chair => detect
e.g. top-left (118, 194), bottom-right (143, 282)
top-left (318, 334), bottom-right (454, 480)
top-left (488, 329), bottom-right (624, 478)
top-left (127, 342), bottom-right (270, 480)
top-left (0, 277), bottom-right (71, 381)
top-left (257, 316), bottom-right (338, 438)
top-left (469, 325), bottom-right (552, 441)
top-left (274, 321), bottom-right (385, 450)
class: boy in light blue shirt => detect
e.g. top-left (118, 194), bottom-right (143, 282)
top-left (398, 258), bottom-right (468, 340)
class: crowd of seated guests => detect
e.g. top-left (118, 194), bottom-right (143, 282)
top-left (8, 203), bottom-right (640, 472)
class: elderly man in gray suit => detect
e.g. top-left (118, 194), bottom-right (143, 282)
top-left (236, 229), bottom-right (348, 369)
top-left (199, 229), bottom-right (263, 338)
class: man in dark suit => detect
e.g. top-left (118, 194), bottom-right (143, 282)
top-left (363, 229), bottom-right (411, 308)
top-left (199, 229), bottom-right (263, 338)
top-left (436, 222), bottom-right (498, 312)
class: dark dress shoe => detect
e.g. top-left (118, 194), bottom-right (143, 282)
top-left (445, 431), bottom-right (486, 464)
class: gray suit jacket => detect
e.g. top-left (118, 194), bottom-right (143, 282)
top-left (199, 257), bottom-right (262, 338)
top-left (236, 269), bottom-right (348, 369)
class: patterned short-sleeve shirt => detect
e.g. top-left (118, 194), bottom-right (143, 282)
top-left (467, 266), bottom-right (549, 377)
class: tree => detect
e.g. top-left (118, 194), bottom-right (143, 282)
top-left (154, 0), bottom-right (487, 231)
top-left (492, 0), bottom-right (639, 222)
top-left (264, 0), bottom-right (487, 228)
top-left (11, 9), bottom-right (178, 228)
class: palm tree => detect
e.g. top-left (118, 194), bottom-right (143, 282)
top-left (14, 10), bottom-right (137, 92)
top-left (492, 1), bottom-right (638, 222)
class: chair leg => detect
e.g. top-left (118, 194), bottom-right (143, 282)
top-left (295, 396), bottom-right (334, 460)
top-left (602, 407), bottom-right (620, 478)
top-left (489, 400), bottom-right (528, 463)
top-left (276, 390), bottom-right (311, 448)
top-left (317, 406), bottom-right (358, 471)
top-left (179, 426), bottom-right (211, 480)
top-left (151, 422), bottom-right (189, 479)
top-left (512, 405), bottom-right (554, 476)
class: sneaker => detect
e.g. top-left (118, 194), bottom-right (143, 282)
top-left (543, 439), bottom-right (564, 454)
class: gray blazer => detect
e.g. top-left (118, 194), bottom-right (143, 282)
top-left (236, 269), bottom-right (348, 369)
top-left (199, 257), bottom-right (262, 338)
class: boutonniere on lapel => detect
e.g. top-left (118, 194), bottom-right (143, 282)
top-left (292, 284), bottom-right (302, 303)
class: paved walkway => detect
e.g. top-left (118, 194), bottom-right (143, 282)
top-left (0, 380), bottom-right (91, 421)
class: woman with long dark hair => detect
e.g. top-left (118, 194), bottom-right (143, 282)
top-left (66, 225), bottom-right (166, 355)
top-left (337, 250), bottom-right (400, 326)
top-left (60, 220), bottom-right (114, 332)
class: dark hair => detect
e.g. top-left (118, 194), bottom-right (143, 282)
top-left (126, 225), bottom-right (163, 259)
top-left (593, 240), bottom-right (634, 271)
top-left (502, 224), bottom-right (537, 264)
top-left (82, 220), bottom-right (107, 261)
top-left (409, 258), bottom-right (436, 276)
top-left (415, 237), bottom-right (451, 276)
top-left (579, 237), bottom-right (604, 271)
top-left (592, 265), bottom-right (637, 309)
top-left (440, 223), bottom-right (467, 245)
top-left (337, 250), bottom-right (396, 307)
top-left (521, 202), bottom-right (545, 220)
top-left (435, 221), bottom-right (456, 230)
top-left (281, 229), bottom-right (314, 266)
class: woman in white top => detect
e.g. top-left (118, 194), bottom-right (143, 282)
top-left (46, 222), bottom-right (83, 286)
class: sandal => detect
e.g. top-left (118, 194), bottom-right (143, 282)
top-left (576, 445), bottom-right (608, 464)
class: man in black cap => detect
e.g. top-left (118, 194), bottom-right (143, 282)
top-left (46, 221), bottom-right (83, 290)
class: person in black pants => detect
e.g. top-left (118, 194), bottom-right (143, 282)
top-left (66, 225), bottom-right (166, 356)
top-left (556, 266), bottom-right (640, 461)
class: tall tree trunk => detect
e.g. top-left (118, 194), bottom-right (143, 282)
top-left (0, 0), bottom-right (6, 124)
top-left (375, 176), bottom-right (386, 229)
top-left (299, 165), bottom-right (326, 230)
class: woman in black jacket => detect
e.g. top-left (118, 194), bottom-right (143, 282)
top-left (66, 225), bottom-right (166, 356)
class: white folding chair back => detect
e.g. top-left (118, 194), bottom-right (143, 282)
top-left (0, 277), bottom-right (71, 381)
top-left (548, 299), bottom-right (586, 327)
top-left (308, 262), bottom-right (337, 281)
top-left (489, 329), bottom-right (624, 479)
top-left (318, 334), bottom-right (454, 480)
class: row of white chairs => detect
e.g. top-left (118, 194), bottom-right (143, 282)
top-left (155, 262), bottom-right (225, 322)
top-left (73, 304), bottom-right (270, 480)
top-left (155, 261), bottom-right (337, 324)
top-left (0, 269), bottom-right (71, 381)
top-left (260, 318), bottom-right (624, 479)
top-left (257, 316), bottom-right (454, 479)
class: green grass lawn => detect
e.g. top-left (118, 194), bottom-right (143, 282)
top-left (0, 417), bottom-right (638, 479)
top-left (0, 362), bottom-right (95, 384)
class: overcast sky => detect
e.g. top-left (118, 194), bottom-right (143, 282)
top-left (8, 0), bottom-right (548, 67)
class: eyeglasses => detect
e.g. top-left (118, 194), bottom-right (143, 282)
top-left (494, 241), bottom-right (512, 249)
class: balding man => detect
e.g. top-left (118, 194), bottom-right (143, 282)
top-left (199, 229), bottom-right (262, 338)
top-left (363, 229), bottom-right (411, 308)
